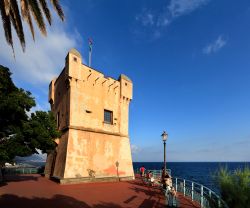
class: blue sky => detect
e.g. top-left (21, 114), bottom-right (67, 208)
top-left (1, 0), bottom-right (250, 161)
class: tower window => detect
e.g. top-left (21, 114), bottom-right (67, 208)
top-left (73, 57), bottom-right (77, 62)
top-left (57, 111), bottom-right (60, 128)
top-left (104, 110), bottom-right (112, 124)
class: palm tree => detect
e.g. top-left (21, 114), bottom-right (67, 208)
top-left (0, 0), bottom-right (64, 52)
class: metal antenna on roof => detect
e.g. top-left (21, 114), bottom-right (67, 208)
top-left (88, 38), bottom-right (93, 67)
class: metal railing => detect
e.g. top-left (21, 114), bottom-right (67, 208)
top-left (134, 168), bottom-right (171, 177)
top-left (134, 169), bottom-right (228, 208)
top-left (4, 167), bottom-right (41, 175)
top-left (173, 177), bottom-right (228, 208)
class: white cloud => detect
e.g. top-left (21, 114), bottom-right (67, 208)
top-left (168, 0), bottom-right (209, 17)
top-left (0, 13), bottom-right (80, 86)
top-left (203, 35), bottom-right (227, 54)
top-left (131, 144), bottom-right (141, 154)
top-left (135, 0), bottom-right (209, 38)
top-left (28, 102), bottom-right (50, 117)
top-left (157, 15), bottom-right (170, 27)
top-left (0, 7), bottom-right (82, 113)
top-left (135, 9), bottom-right (155, 26)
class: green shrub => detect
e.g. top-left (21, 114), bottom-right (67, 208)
top-left (217, 166), bottom-right (250, 208)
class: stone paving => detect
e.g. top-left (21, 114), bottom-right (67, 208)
top-left (0, 174), bottom-right (200, 208)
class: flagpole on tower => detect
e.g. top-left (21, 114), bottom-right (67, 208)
top-left (88, 38), bottom-right (93, 67)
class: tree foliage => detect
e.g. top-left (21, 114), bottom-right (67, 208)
top-left (0, 65), bottom-right (60, 165)
top-left (22, 111), bottom-right (60, 154)
top-left (0, 0), bottom-right (64, 53)
top-left (217, 166), bottom-right (250, 208)
top-left (0, 65), bottom-right (35, 139)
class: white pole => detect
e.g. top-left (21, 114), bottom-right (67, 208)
top-left (88, 38), bottom-right (93, 67)
top-left (184, 179), bottom-right (186, 196)
top-left (201, 185), bottom-right (204, 208)
top-left (191, 182), bottom-right (194, 201)
top-left (89, 49), bottom-right (92, 67)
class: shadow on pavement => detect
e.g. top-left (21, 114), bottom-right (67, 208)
top-left (129, 186), bottom-right (161, 198)
top-left (0, 175), bottom-right (39, 187)
top-left (0, 181), bottom-right (7, 187)
top-left (0, 194), bottom-right (123, 208)
top-left (4, 174), bottom-right (38, 181)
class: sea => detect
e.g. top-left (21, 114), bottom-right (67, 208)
top-left (20, 161), bottom-right (249, 194)
top-left (133, 162), bottom-right (250, 193)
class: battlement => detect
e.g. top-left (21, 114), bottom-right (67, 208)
top-left (63, 48), bottom-right (132, 101)
top-left (49, 48), bottom-right (133, 135)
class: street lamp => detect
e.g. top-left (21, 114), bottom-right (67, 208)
top-left (161, 131), bottom-right (168, 175)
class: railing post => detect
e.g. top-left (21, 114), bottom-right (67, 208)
top-left (218, 198), bottom-right (221, 208)
top-left (201, 185), bottom-right (204, 208)
top-left (183, 179), bottom-right (186, 196)
top-left (209, 190), bottom-right (211, 198)
top-left (191, 182), bottom-right (194, 201)
top-left (175, 178), bottom-right (178, 192)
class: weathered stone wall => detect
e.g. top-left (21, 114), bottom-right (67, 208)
top-left (49, 68), bottom-right (70, 131)
top-left (53, 131), bottom-right (69, 178)
top-left (64, 129), bottom-right (134, 179)
top-left (44, 152), bottom-right (54, 177)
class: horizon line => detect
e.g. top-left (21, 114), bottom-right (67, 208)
top-left (133, 161), bottom-right (250, 163)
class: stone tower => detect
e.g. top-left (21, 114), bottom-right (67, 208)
top-left (45, 49), bottom-right (134, 183)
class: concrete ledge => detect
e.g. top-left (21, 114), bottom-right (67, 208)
top-left (51, 176), bottom-right (134, 185)
top-left (61, 126), bottom-right (129, 137)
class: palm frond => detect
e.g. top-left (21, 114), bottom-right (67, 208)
top-left (20, 0), bottom-right (35, 40)
top-left (20, 0), bottom-right (28, 17)
top-left (9, 0), bottom-right (25, 51)
top-left (0, 0), bottom-right (14, 49)
top-left (27, 0), bottom-right (47, 36)
top-left (26, 12), bottom-right (35, 40)
top-left (50, 0), bottom-right (64, 21)
top-left (1, 0), bottom-right (65, 53)
top-left (4, 0), bottom-right (11, 15)
top-left (39, 0), bottom-right (51, 25)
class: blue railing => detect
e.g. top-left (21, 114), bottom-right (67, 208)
top-left (173, 177), bottom-right (228, 208)
top-left (4, 166), bottom-right (40, 174)
top-left (134, 168), bottom-right (171, 177)
top-left (134, 169), bottom-right (228, 208)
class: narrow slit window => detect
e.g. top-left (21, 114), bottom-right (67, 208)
top-left (104, 110), bottom-right (112, 124)
top-left (57, 111), bottom-right (60, 128)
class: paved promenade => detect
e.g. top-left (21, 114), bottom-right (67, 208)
top-left (0, 174), bottom-right (199, 208)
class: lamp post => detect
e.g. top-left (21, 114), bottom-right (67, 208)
top-left (161, 131), bottom-right (168, 175)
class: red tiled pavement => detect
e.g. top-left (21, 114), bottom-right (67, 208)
top-left (0, 174), bottom-right (200, 208)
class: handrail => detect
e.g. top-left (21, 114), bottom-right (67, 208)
top-left (135, 168), bottom-right (171, 177)
top-left (4, 166), bottom-right (41, 174)
top-left (173, 177), bottom-right (228, 208)
top-left (134, 169), bottom-right (228, 208)
top-left (174, 177), bottom-right (220, 198)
